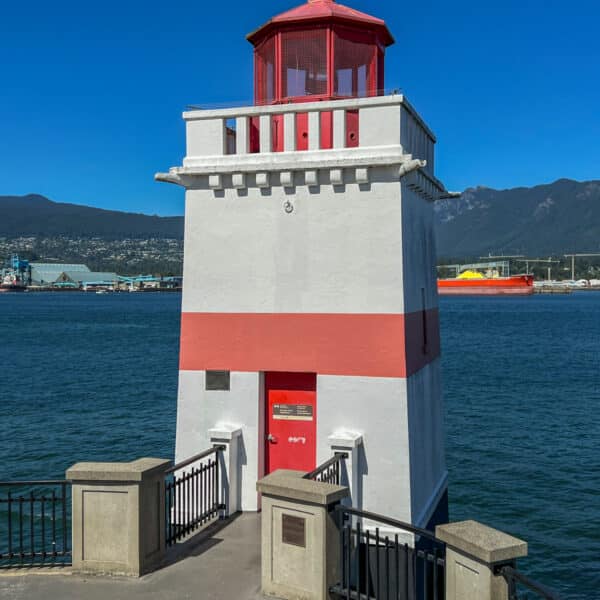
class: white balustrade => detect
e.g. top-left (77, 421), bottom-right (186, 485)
top-left (182, 95), bottom-right (436, 166)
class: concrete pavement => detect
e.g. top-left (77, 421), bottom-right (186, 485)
top-left (0, 513), bottom-right (262, 600)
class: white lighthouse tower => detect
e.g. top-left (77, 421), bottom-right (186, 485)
top-left (157, 0), bottom-right (453, 531)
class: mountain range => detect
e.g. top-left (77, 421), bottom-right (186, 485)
top-left (1, 178), bottom-right (599, 258)
top-left (434, 178), bottom-right (600, 257)
top-left (0, 194), bottom-right (183, 239)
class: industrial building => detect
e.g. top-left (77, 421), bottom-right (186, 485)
top-left (30, 263), bottom-right (90, 285)
top-left (29, 263), bottom-right (118, 288)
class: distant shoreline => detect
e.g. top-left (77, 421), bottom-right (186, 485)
top-left (0, 287), bottom-right (181, 294)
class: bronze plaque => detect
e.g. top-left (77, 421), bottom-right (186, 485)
top-left (282, 514), bottom-right (306, 547)
top-left (273, 404), bottom-right (313, 421)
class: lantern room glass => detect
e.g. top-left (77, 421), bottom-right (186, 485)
top-left (281, 29), bottom-right (328, 99)
top-left (254, 27), bottom-right (383, 105)
top-left (333, 28), bottom-right (377, 98)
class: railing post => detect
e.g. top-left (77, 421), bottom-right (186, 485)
top-left (436, 520), bottom-right (528, 600)
top-left (359, 104), bottom-right (401, 147)
top-left (328, 431), bottom-right (363, 508)
top-left (284, 112), bottom-right (296, 151)
top-left (67, 457), bottom-right (171, 576)
top-left (235, 116), bottom-right (249, 154)
top-left (332, 109), bottom-right (347, 149)
top-left (208, 426), bottom-right (242, 517)
top-left (259, 114), bottom-right (272, 153)
top-left (308, 111), bottom-right (321, 150)
top-left (257, 470), bottom-right (349, 600)
top-left (186, 118), bottom-right (226, 157)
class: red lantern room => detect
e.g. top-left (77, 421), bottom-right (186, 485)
top-left (247, 0), bottom-right (395, 150)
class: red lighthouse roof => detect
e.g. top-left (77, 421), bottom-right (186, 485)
top-left (247, 0), bottom-right (395, 47)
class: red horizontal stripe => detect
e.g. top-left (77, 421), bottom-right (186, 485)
top-left (179, 311), bottom-right (439, 378)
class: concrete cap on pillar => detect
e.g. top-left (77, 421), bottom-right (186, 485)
top-left (436, 520), bottom-right (528, 565)
top-left (328, 430), bottom-right (363, 450)
top-left (209, 425), bottom-right (243, 442)
top-left (257, 469), bottom-right (349, 506)
top-left (66, 458), bottom-right (171, 482)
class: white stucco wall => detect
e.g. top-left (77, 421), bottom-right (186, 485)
top-left (400, 184), bottom-right (439, 314)
top-left (181, 168), bottom-right (405, 315)
top-left (405, 358), bottom-right (447, 527)
top-left (175, 370), bottom-right (261, 511)
top-left (316, 374), bottom-right (412, 521)
top-left (317, 370), bottom-right (446, 527)
top-left (176, 366), bottom-right (445, 521)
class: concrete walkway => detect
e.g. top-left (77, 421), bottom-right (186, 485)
top-left (0, 513), bottom-right (262, 600)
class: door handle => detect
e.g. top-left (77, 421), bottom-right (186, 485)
top-left (267, 434), bottom-right (278, 443)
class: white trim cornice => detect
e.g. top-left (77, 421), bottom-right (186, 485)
top-left (155, 148), bottom-right (453, 200)
top-left (179, 145), bottom-right (409, 174)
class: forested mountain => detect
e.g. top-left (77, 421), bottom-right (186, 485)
top-left (435, 179), bottom-right (600, 257)
top-left (2, 180), bottom-right (599, 262)
top-left (0, 194), bottom-right (184, 239)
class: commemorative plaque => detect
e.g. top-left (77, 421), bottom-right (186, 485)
top-left (282, 514), bottom-right (306, 547)
top-left (273, 404), bottom-right (313, 421)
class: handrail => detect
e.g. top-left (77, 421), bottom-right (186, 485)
top-left (499, 565), bottom-right (561, 600)
top-left (165, 445), bottom-right (226, 475)
top-left (337, 506), bottom-right (560, 598)
top-left (335, 505), bottom-right (443, 545)
top-left (304, 452), bottom-right (348, 481)
top-left (337, 505), bottom-right (498, 568)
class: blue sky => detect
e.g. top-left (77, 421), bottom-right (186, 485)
top-left (1, 0), bottom-right (598, 216)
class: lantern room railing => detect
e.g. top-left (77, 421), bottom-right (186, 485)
top-left (182, 94), bottom-right (435, 176)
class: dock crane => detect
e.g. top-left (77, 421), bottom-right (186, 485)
top-left (564, 253), bottom-right (600, 281)
top-left (515, 258), bottom-right (560, 281)
top-left (3, 254), bottom-right (32, 285)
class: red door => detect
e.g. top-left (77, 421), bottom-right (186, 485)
top-left (265, 372), bottom-right (317, 474)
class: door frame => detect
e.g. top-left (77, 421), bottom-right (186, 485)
top-left (262, 371), bottom-right (317, 477)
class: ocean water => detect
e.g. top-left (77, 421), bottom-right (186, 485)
top-left (1, 291), bottom-right (599, 597)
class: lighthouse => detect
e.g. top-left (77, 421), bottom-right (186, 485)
top-left (157, 0), bottom-right (452, 531)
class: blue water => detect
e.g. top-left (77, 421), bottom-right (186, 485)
top-left (1, 292), bottom-right (599, 597)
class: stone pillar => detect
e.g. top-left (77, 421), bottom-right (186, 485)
top-left (208, 425), bottom-right (242, 516)
top-left (257, 469), bottom-right (349, 600)
top-left (67, 457), bottom-right (170, 577)
top-left (436, 520), bottom-right (528, 600)
top-left (328, 431), bottom-right (363, 508)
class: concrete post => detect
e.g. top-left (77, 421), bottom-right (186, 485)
top-left (67, 457), bottom-right (171, 577)
top-left (208, 425), bottom-right (242, 516)
top-left (260, 114), bottom-right (272, 153)
top-left (186, 118), bottom-right (226, 157)
top-left (257, 470), bottom-right (349, 600)
top-left (328, 431), bottom-right (363, 509)
top-left (436, 520), bottom-right (528, 600)
top-left (308, 111), bottom-right (321, 151)
top-left (284, 112), bottom-right (296, 152)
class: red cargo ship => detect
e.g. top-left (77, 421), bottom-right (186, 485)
top-left (438, 273), bottom-right (534, 296)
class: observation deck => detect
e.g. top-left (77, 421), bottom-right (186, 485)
top-left (155, 94), bottom-right (453, 201)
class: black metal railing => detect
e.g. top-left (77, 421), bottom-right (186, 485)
top-left (303, 452), bottom-right (348, 485)
top-left (165, 446), bottom-right (226, 546)
top-left (331, 506), bottom-right (561, 600)
top-left (330, 506), bottom-right (445, 600)
top-left (0, 481), bottom-right (71, 567)
top-left (498, 565), bottom-right (561, 600)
